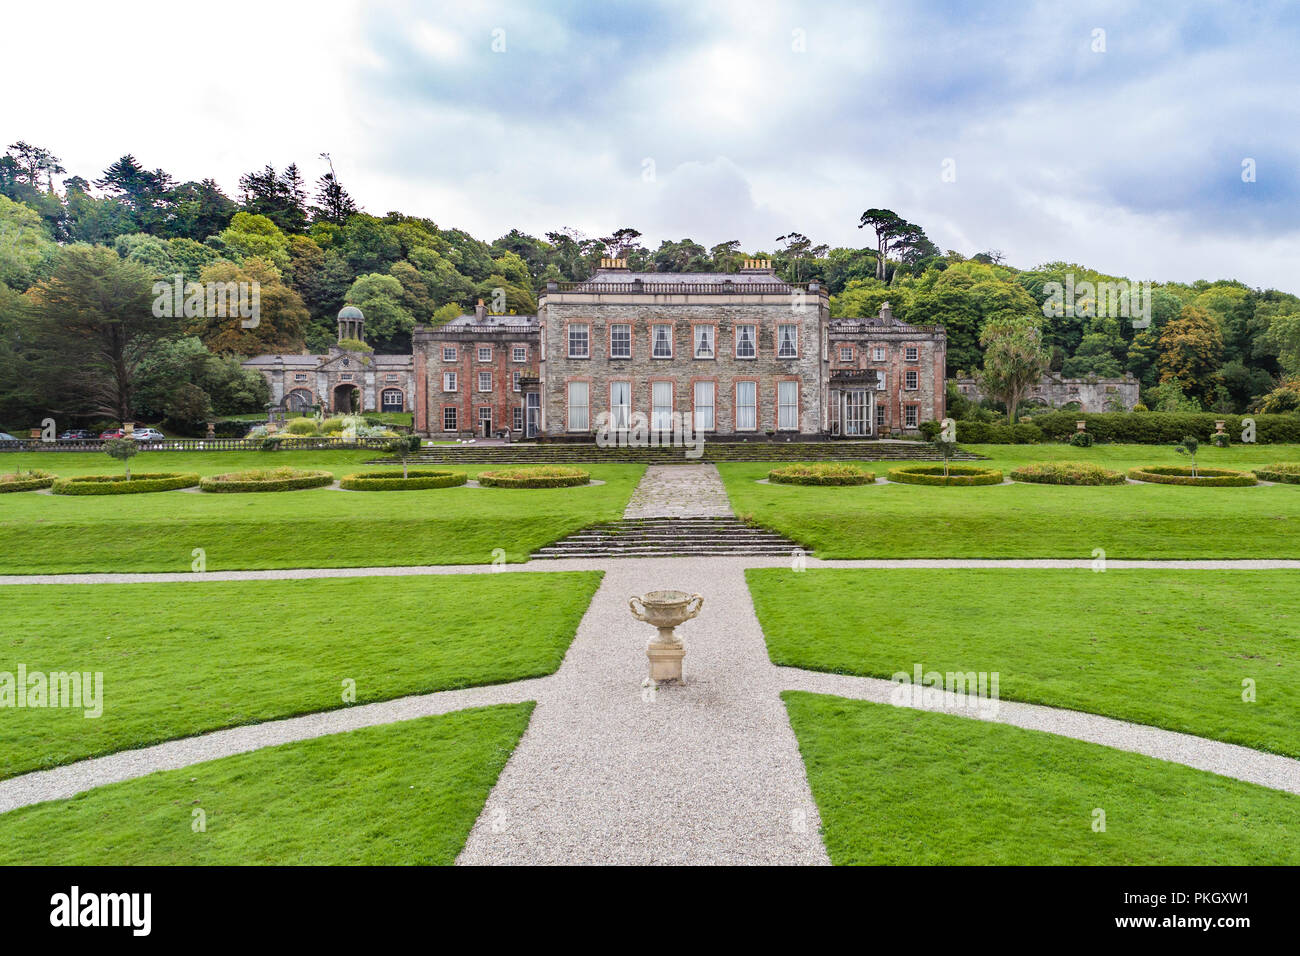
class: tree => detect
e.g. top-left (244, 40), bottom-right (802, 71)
top-left (977, 317), bottom-right (1050, 423)
top-left (95, 155), bottom-right (174, 234)
top-left (1157, 305), bottom-right (1223, 405)
top-left (313, 171), bottom-right (359, 225)
top-left (931, 436), bottom-right (959, 478)
top-left (102, 437), bottom-right (140, 480)
top-left (190, 257), bottom-right (309, 356)
top-left (599, 227), bottom-right (642, 259)
top-left (1174, 435), bottom-right (1200, 478)
top-left (385, 433), bottom-right (422, 478)
top-left (27, 246), bottom-right (176, 422)
top-left (238, 163), bottom-right (308, 233)
top-left (857, 209), bottom-right (934, 280)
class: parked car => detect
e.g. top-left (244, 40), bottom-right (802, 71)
top-left (132, 428), bottom-right (168, 442)
top-left (99, 428), bottom-right (126, 440)
top-left (0, 432), bottom-right (18, 442)
top-left (58, 429), bottom-right (97, 441)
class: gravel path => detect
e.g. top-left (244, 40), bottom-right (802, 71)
top-left (5, 555), bottom-right (1300, 586)
top-left (0, 679), bottom-right (547, 815)
top-left (777, 668), bottom-right (1300, 795)
top-left (622, 463), bottom-right (734, 518)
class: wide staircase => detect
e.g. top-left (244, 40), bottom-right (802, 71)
top-left (377, 441), bottom-right (982, 465)
top-left (531, 516), bottom-right (802, 559)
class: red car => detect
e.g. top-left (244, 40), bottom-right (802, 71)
top-left (98, 429), bottom-right (125, 440)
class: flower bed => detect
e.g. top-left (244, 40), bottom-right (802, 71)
top-left (0, 470), bottom-right (56, 493)
top-left (886, 464), bottom-right (1004, 486)
top-left (1254, 462), bottom-right (1300, 484)
top-left (199, 468), bottom-right (334, 493)
top-left (52, 473), bottom-right (200, 495)
top-left (339, 470), bottom-right (467, 491)
top-left (1127, 466), bottom-right (1257, 487)
top-left (768, 463), bottom-right (875, 486)
top-left (476, 466), bottom-right (591, 488)
top-left (1010, 461), bottom-right (1125, 486)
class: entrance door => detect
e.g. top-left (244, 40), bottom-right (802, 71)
top-left (478, 407), bottom-right (492, 437)
top-left (333, 383), bottom-right (354, 413)
top-left (525, 393), bottom-right (541, 438)
top-left (844, 390), bottom-right (869, 436)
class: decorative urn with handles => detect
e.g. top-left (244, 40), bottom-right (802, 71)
top-left (629, 589), bottom-right (703, 683)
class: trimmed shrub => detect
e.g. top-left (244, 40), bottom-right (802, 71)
top-left (1253, 462), bottom-right (1300, 484)
top-left (53, 473), bottom-right (200, 495)
top-left (1127, 466), bottom-right (1257, 487)
top-left (339, 470), bottom-right (467, 491)
top-left (1011, 461), bottom-right (1125, 486)
top-left (477, 466), bottom-right (591, 488)
top-left (768, 463), bottom-right (875, 486)
top-left (199, 468), bottom-right (334, 493)
top-left (1035, 412), bottom-right (1300, 444)
top-left (919, 420), bottom-right (1043, 444)
top-left (0, 470), bottom-right (55, 492)
top-left (284, 418), bottom-right (320, 435)
top-left (887, 464), bottom-right (1004, 486)
top-left (1069, 431), bottom-right (1094, 448)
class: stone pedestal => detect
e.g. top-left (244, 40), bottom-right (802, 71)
top-left (647, 640), bottom-right (686, 683)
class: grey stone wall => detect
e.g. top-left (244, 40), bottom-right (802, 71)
top-left (955, 373), bottom-right (1140, 412)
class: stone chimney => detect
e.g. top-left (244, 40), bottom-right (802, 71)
top-left (740, 258), bottom-right (774, 272)
top-left (475, 299), bottom-right (486, 322)
top-left (599, 257), bottom-right (629, 270)
top-left (880, 300), bottom-right (893, 322)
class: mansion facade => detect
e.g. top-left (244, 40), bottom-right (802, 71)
top-left (245, 260), bottom-right (948, 439)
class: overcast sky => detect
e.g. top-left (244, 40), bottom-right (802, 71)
top-left (7, 0), bottom-right (1299, 289)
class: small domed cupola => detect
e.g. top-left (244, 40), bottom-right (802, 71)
top-left (338, 305), bottom-right (364, 343)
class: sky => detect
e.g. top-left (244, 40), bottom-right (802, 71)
top-left (6, 0), bottom-right (1299, 289)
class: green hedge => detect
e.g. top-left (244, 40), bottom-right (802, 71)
top-left (0, 471), bottom-right (55, 493)
top-left (768, 463), bottom-right (875, 486)
top-left (1254, 463), bottom-right (1300, 484)
top-left (1127, 466), bottom-right (1257, 487)
top-left (887, 464), bottom-right (1004, 486)
top-left (919, 420), bottom-right (1044, 444)
top-left (477, 466), bottom-right (591, 488)
top-left (200, 469), bottom-right (334, 493)
top-left (52, 473), bottom-right (200, 495)
top-left (339, 470), bottom-right (467, 491)
top-left (1010, 461), bottom-right (1126, 485)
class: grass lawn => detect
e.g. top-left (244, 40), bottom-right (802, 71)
top-left (722, 443), bottom-right (1300, 559)
top-left (0, 450), bottom-right (642, 572)
top-left (0, 704), bottom-right (532, 865)
top-left (0, 571), bottom-right (599, 779)
top-left (750, 568), bottom-right (1300, 757)
top-left (784, 692), bottom-right (1300, 865)
top-left (780, 697), bottom-right (1300, 868)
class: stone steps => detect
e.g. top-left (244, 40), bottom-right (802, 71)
top-left (373, 441), bottom-right (981, 465)
top-left (532, 516), bottom-right (802, 559)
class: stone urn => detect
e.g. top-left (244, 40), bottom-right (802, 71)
top-left (1215, 420), bottom-right (1227, 435)
top-left (629, 590), bottom-right (703, 683)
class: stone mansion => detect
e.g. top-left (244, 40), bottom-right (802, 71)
top-left (244, 259), bottom-right (948, 439)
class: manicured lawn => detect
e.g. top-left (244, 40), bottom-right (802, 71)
top-left (750, 568), bottom-right (1300, 756)
top-left (784, 692), bottom-right (1300, 865)
top-left (0, 450), bottom-right (642, 572)
top-left (722, 443), bottom-right (1300, 558)
top-left (0, 704), bottom-right (532, 865)
top-left (0, 572), bottom-right (599, 778)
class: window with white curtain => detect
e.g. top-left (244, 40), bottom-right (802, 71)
top-left (567, 381), bottom-right (590, 430)
top-left (778, 324), bottom-right (798, 358)
top-left (694, 325), bottom-right (715, 358)
top-left (778, 381), bottom-right (799, 430)
top-left (693, 381), bottom-right (715, 431)
top-left (610, 381), bottom-right (631, 430)
top-left (736, 381), bottom-right (757, 431)
top-left (653, 324), bottom-right (673, 358)
top-left (735, 324), bottom-right (756, 358)
top-left (652, 382), bottom-right (673, 431)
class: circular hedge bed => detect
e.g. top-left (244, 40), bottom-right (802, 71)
top-left (199, 467), bottom-right (334, 493)
top-left (476, 466), bottom-right (591, 488)
top-left (1254, 462), bottom-right (1300, 484)
top-left (887, 464), bottom-right (1004, 486)
top-left (0, 470), bottom-right (55, 493)
top-left (1010, 461), bottom-right (1125, 486)
top-left (339, 470), bottom-right (467, 491)
top-left (768, 463), bottom-right (875, 486)
top-left (1127, 466), bottom-right (1256, 486)
top-left (53, 473), bottom-right (200, 495)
